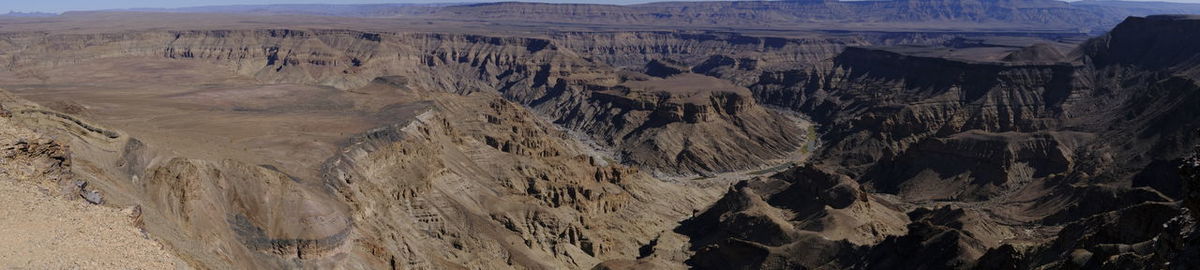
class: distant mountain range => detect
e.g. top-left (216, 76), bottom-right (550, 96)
top-left (102, 0), bottom-right (1200, 33)
top-left (119, 3), bottom-right (456, 18)
top-left (0, 11), bottom-right (57, 17)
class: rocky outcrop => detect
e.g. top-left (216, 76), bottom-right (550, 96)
top-left (0, 136), bottom-right (74, 195)
top-left (677, 165), bottom-right (907, 268)
top-left (862, 206), bottom-right (1007, 270)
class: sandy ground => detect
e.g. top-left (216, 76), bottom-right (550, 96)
top-left (0, 181), bottom-right (184, 269)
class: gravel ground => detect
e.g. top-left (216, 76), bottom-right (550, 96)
top-left (0, 181), bottom-right (185, 269)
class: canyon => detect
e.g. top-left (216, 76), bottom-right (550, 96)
top-left (0, 1), bottom-right (1198, 269)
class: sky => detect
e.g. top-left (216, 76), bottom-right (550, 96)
top-left (8, 0), bottom-right (1200, 13)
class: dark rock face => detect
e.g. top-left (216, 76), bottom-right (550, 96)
top-left (643, 59), bottom-right (687, 78)
top-left (1184, 130), bottom-right (1200, 218)
top-left (1081, 15), bottom-right (1200, 72)
top-left (0, 137), bottom-right (76, 197)
top-left (678, 165), bottom-right (907, 269)
top-left (863, 207), bottom-right (993, 270)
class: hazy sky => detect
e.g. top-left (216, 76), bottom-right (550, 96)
top-left (8, 0), bottom-right (1200, 13)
